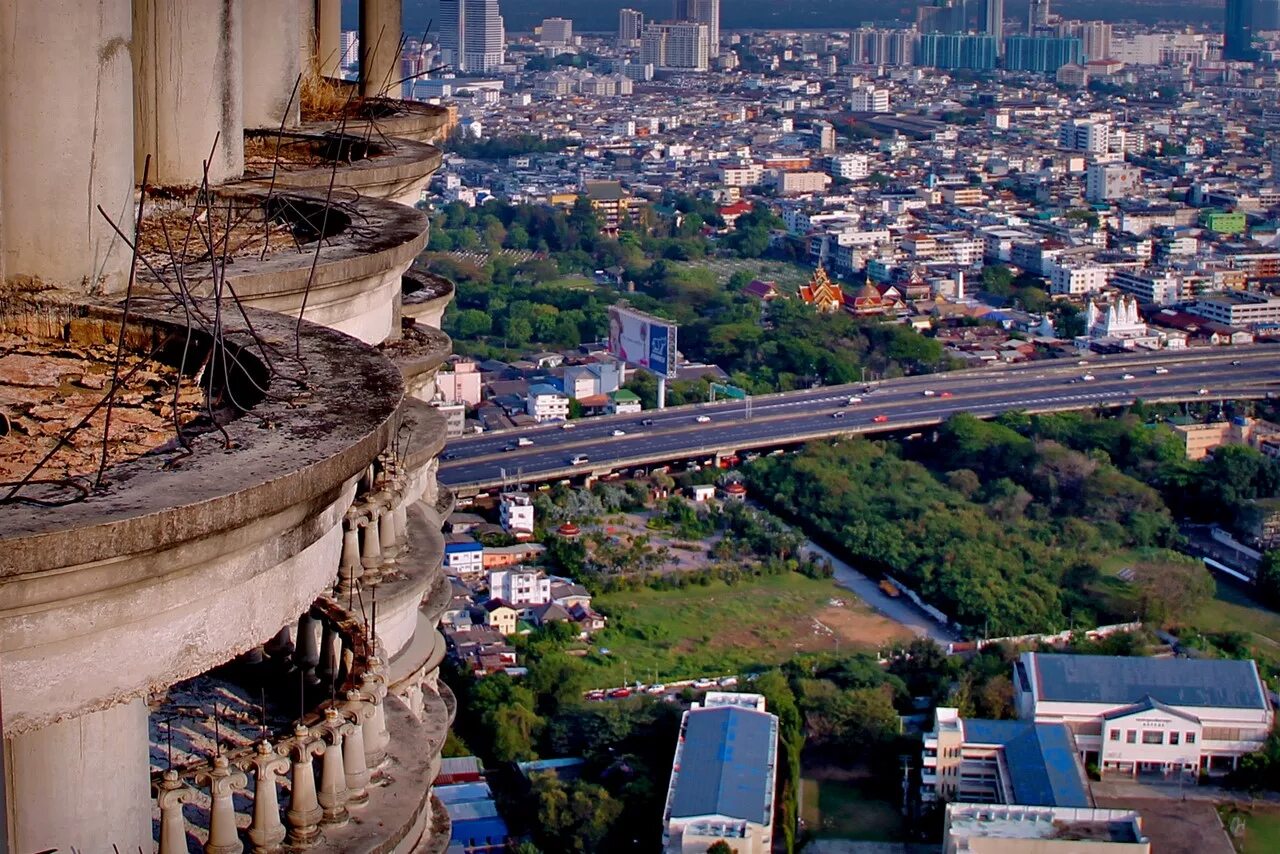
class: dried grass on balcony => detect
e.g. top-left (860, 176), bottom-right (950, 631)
top-left (300, 67), bottom-right (359, 122)
top-left (136, 199), bottom-right (298, 271)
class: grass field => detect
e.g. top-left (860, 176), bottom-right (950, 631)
top-left (585, 573), bottom-right (913, 685)
top-left (1191, 578), bottom-right (1280, 665)
top-left (800, 765), bottom-right (906, 841)
top-left (673, 257), bottom-right (817, 293)
top-left (1219, 804), bottom-right (1280, 854)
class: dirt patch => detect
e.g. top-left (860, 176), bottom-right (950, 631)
top-left (1093, 797), bottom-right (1232, 854)
top-left (816, 604), bottom-right (916, 648)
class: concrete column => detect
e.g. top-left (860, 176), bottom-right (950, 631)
top-left (299, 0), bottom-right (317, 79)
top-left (6, 699), bottom-right (151, 853)
top-left (315, 0), bottom-right (342, 78)
top-left (133, 0), bottom-right (244, 186)
top-left (243, 0), bottom-right (301, 129)
top-left (0, 0), bottom-right (135, 292)
top-left (359, 0), bottom-right (402, 99)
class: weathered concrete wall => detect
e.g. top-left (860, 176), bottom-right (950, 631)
top-left (5, 700), bottom-right (150, 854)
top-left (359, 0), bottom-right (402, 98)
top-left (315, 0), bottom-right (342, 77)
top-left (0, 0), bottom-right (134, 291)
top-left (133, 0), bottom-right (244, 186)
top-left (243, 0), bottom-right (301, 129)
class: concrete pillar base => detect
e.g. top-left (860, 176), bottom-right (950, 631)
top-left (243, 0), bottom-right (301, 129)
top-left (315, 0), bottom-right (342, 78)
top-left (359, 0), bottom-right (402, 99)
top-left (5, 699), bottom-right (151, 853)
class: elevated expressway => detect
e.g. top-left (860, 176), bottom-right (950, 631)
top-left (440, 346), bottom-right (1280, 495)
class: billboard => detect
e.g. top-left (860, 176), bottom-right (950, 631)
top-left (607, 306), bottom-right (678, 379)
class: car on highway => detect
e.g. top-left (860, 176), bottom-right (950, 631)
top-left (939, 391), bottom-right (953, 399)
top-left (1082, 374), bottom-right (1095, 381)
top-left (1198, 388), bottom-right (1209, 395)
top-left (611, 429), bottom-right (627, 437)
top-left (695, 414), bottom-right (711, 423)
top-left (502, 444), bottom-right (517, 452)
top-left (846, 396), bottom-right (862, 405)
top-left (641, 418), bottom-right (655, 426)
top-left (1232, 360), bottom-right (1242, 366)
top-left (569, 454), bottom-right (589, 464)
top-left (692, 678), bottom-right (715, 689)
top-left (441, 451), bottom-right (456, 460)
top-left (560, 421), bottom-right (575, 429)
top-left (517, 437), bottom-right (534, 447)
top-left (922, 389), bottom-right (936, 396)
top-left (1154, 366), bottom-right (1169, 374)
top-left (873, 414), bottom-right (890, 423)
top-left (831, 410), bottom-right (845, 419)
top-left (1121, 373), bottom-right (1135, 380)
top-left (607, 688), bottom-right (632, 699)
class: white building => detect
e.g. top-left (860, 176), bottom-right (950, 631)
top-left (540, 17), bottom-right (572, 46)
top-left (443, 536), bottom-right (485, 576)
top-left (688, 0), bottom-right (721, 57)
top-left (1111, 268), bottom-right (1182, 305)
top-left (850, 85), bottom-right (890, 113)
top-left (526, 383), bottom-right (569, 422)
top-left (1015, 652), bottom-right (1274, 776)
top-left (488, 567), bottom-right (552, 607)
top-left (663, 694), bottom-right (778, 854)
top-left (827, 153), bottom-right (870, 180)
top-left (618, 8), bottom-right (644, 44)
top-left (721, 163), bottom-right (764, 187)
top-left (1190, 292), bottom-right (1280, 328)
top-left (441, 0), bottom-right (504, 73)
top-left (1086, 163), bottom-right (1142, 203)
top-left (943, 804), bottom-right (1149, 854)
top-left (499, 492), bottom-right (535, 536)
top-left (641, 21), bottom-right (710, 71)
top-left (1059, 117), bottom-right (1111, 153)
top-left (1049, 264), bottom-right (1110, 295)
top-left (776, 171), bottom-right (832, 195)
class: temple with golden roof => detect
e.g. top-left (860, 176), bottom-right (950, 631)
top-left (799, 267), bottom-right (845, 313)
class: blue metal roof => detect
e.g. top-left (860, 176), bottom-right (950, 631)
top-left (962, 719), bottom-right (1090, 808)
top-left (450, 816), bottom-right (509, 846)
top-left (444, 541), bottom-right (483, 554)
top-left (669, 706), bottom-right (777, 824)
top-left (1029, 653), bottom-right (1268, 710)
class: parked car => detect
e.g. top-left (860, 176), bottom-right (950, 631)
top-left (607, 688), bottom-right (632, 699)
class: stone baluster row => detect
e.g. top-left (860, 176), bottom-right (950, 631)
top-left (155, 691), bottom-right (387, 852)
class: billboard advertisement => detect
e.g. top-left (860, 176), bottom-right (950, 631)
top-left (607, 306), bottom-right (678, 379)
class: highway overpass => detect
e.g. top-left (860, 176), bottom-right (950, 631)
top-left (439, 346), bottom-right (1280, 495)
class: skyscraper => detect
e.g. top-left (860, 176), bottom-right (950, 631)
top-left (689, 0), bottom-right (721, 57)
top-left (450, 0), bottom-right (503, 73)
top-left (1028, 0), bottom-right (1051, 33)
top-left (642, 21), bottom-right (709, 71)
top-left (1225, 0), bottom-right (1257, 61)
top-left (985, 0), bottom-right (1004, 41)
top-left (619, 8), bottom-right (645, 44)
top-left (675, 0), bottom-right (692, 20)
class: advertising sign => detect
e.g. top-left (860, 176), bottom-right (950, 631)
top-left (607, 306), bottom-right (678, 379)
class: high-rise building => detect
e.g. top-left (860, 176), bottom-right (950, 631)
top-left (1077, 21), bottom-right (1113, 61)
top-left (1257, 0), bottom-right (1280, 32)
top-left (439, 0), bottom-right (463, 69)
top-left (1225, 0), bottom-right (1257, 61)
top-left (1028, 0), bottom-right (1051, 33)
top-left (917, 32), bottom-right (999, 70)
top-left (1004, 35), bottom-right (1082, 72)
top-left (462, 0), bottom-right (505, 72)
top-left (619, 8), bottom-right (645, 44)
top-left (675, 0), bottom-right (692, 20)
top-left (851, 85), bottom-right (891, 113)
top-left (689, 0), bottom-right (721, 57)
top-left (540, 16), bottom-right (573, 46)
top-left (985, 0), bottom-right (1004, 43)
top-left (641, 21), bottom-right (710, 71)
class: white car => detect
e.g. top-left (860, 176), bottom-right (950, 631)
top-left (517, 437), bottom-right (534, 447)
top-left (1154, 366), bottom-right (1169, 375)
top-left (922, 389), bottom-right (936, 397)
top-left (1082, 374), bottom-right (1095, 381)
top-left (569, 454), bottom-right (589, 465)
top-left (695, 415), bottom-right (711, 423)
top-left (846, 396), bottom-right (862, 405)
top-left (611, 429), bottom-right (627, 437)
top-left (1198, 388), bottom-right (1209, 395)
top-left (1121, 373), bottom-right (1135, 380)
top-left (560, 421), bottom-right (576, 429)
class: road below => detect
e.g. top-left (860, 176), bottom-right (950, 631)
top-left (801, 541), bottom-right (961, 646)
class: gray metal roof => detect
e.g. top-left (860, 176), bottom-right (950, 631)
top-left (669, 706), bottom-right (777, 825)
top-left (962, 719), bottom-right (1091, 808)
top-left (1028, 653), bottom-right (1268, 710)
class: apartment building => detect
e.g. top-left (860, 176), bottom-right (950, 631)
top-left (1050, 264), bottom-right (1111, 295)
top-left (828, 153), bottom-right (871, 180)
top-left (499, 492), bottom-right (535, 536)
top-left (1190, 291), bottom-right (1280, 327)
top-left (527, 384), bottom-right (570, 422)
top-left (1111, 269), bottom-right (1183, 305)
top-left (488, 568), bottom-right (553, 607)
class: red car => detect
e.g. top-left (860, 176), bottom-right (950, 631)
top-left (607, 688), bottom-right (632, 699)
top-left (873, 414), bottom-right (890, 423)
top-left (939, 391), bottom-right (953, 399)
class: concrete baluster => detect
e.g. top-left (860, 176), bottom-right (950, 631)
top-left (360, 509), bottom-right (384, 584)
top-left (392, 493), bottom-right (409, 556)
top-left (379, 493), bottom-right (400, 561)
top-left (246, 741), bottom-right (290, 853)
top-left (315, 709), bottom-right (354, 825)
top-left (336, 512), bottom-right (364, 595)
top-left (317, 623), bottom-right (343, 686)
top-left (359, 666), bottom-right (391, 766)
top-left (202, 753), bottom-right (249, 854)
top-left (285, 724), bottom-right (325, 846)
top-left (157, 769), bottom-right (195, 854)
top-left (294, 611), bottom-right (321, 684)
top-left (264, 624), bottom-right (294, 661)
top-left (340, 691), bottom-right (373, 804)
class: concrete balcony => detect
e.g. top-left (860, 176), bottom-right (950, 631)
top-left (383, 324), bottom-right (455, 405)
top-left (135, 186), bottom-right (428, 345)
top-left (1, 293), bottom-right (403, 852)
top-left (401, 269), bottom-right (456, 330)
top-left (240, 129), bottom-right (443, 208)
top-left (302, 94), bottom-right (454, 145)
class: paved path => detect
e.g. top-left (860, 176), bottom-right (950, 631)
top-left (800, 541), bottom-right (961, 646)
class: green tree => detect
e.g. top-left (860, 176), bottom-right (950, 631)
top-left (1257, 551), bottom-right (1280, 609)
